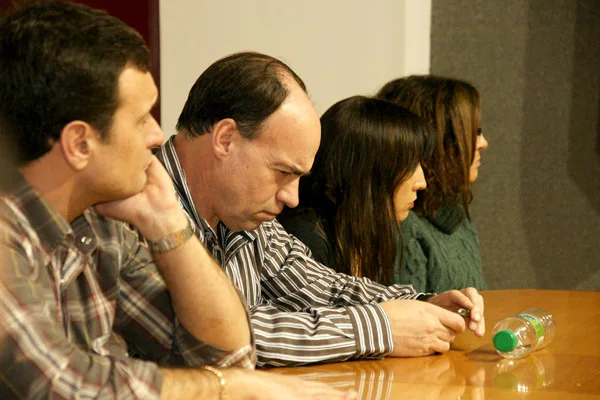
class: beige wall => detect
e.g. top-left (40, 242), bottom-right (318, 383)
top-left (159, 0), bottom-right (431, 136)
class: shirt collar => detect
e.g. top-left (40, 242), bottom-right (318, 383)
top-left (154, 135), bottom-right (255, 242)
top-left (1, 167), bottom-right (72, 253)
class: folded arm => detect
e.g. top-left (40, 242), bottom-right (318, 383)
top-left (251, 221), bottom-right (419, 367)
top-left (115, 217), bottom-right (255, 368)
top-left (96, 157), bottom-right (252, 355)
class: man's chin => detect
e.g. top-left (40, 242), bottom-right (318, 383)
top-left (236, 221), bottom-right (262, 232)
top-left (223, 212), bottom-right (279, 232)
top-left (228, 218), bottom-right (265, 232)
top-left (97, 186), bottom-right (143, 205)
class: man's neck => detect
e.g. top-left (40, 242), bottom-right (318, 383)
top-left (19, 149), bottom-right (88, 223)
top-left (173, 133), bottom-right (220, 231)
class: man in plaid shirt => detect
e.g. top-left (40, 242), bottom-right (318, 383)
top-left (0, 2), bottom-right (355, 400)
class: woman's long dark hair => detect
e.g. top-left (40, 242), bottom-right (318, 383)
top-left (377, 75), bottom-right (481, 219)
top-left (299, 96), bottom-right (435, 284)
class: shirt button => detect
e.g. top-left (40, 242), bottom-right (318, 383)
top-left (80, 236), bottom-right (92, 245)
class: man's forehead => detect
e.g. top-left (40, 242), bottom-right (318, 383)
top-left (258, 105), bottom-right (318, 144)
top-left (117, 67), bottom-right (158, 107)
top-left (258, 117), bottom-right (319, 173)
top-left (264, 87), bottom-right (319, 133)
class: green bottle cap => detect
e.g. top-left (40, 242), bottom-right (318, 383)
top-left (494, 330), bottom-right (518, 352)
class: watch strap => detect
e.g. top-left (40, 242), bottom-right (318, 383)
top-left (147, 219), bottom-right (194, 253)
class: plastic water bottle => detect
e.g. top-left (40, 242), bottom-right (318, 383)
top-left (492, 308), bottom-right (555, 359)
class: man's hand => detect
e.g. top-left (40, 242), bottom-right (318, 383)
top-left (95, 156), bottom-right (187, 240)
top-left (427, 288), bottom-right (485, 337)
top-left (380, 299), bottom-right (466, 357)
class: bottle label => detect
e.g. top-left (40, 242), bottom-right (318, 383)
top-left (519, 313), bottom-right (545, 346)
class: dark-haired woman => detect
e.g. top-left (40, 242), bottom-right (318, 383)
top-left (279, 95), bottom-right (435, 285)
top-left (377, 75), bottom-right (489, 293)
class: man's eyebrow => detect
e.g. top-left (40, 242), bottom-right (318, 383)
top-left (151, 93), bottom-right (160, 110)
top-left (273, 162), bottom-right (309, 176)
top-left (139, 95), bottom-right (160, 122)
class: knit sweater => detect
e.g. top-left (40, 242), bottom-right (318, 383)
top-left (398, 205), bottom-right (487, 293)
top-left (280, 205), bottom-right (486, 292)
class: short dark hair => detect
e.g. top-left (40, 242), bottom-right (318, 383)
top-left (0, 1), bottom-right (150, 166)
top-left (298, 96), bottom-right (436, 284)
top-left (377, 75), bottom-right (481, 218)
top-left (176, 51), bottom-right (306, 139)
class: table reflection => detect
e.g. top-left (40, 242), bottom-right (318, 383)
top-left (389, 355), bottom-right (466, 399)
top-left (275, 358), bottom-right (394, 400)
top-left (274, 347), bottom-right (560, 399)
top-left (276, 354), bottom-right (489, 400)
top-left (493, 354), bottom-right (556, 394)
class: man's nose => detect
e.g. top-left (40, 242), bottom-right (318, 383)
top-left (276, 179), bottom-right (300, 209)
top-left (146, 117), bottom-right (165, 148)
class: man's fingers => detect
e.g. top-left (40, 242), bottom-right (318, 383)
top-left (442, 327), bottom-right (457, 343)
top-left (438, 308), bottom-right (467, 334)
top-left (431, 338), bottom-right (451, 354)
top-left (451, 289), bottom-right (475, 310)
top-left (471, 316), bottom-right (486, 337)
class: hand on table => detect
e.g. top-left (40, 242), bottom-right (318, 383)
top-left (427, 288), bottom-right (485, 337)
top-left (380, 299), bottom-right (466, 356)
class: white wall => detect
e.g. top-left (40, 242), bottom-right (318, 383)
top-left (159, 0), bottom-right (431, 136)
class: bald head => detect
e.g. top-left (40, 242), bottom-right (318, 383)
top-left (176, 51), bottom-right (308, 140)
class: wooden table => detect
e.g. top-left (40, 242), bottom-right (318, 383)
top-left (276, 290), bottom-right (600, 399)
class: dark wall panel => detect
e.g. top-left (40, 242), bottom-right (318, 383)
top-left (431, 0), bottom-right (600, 290)
top-left (76, 0), bottom-right (160, 124)
top-left (0, 0), bottom-right (161, 123)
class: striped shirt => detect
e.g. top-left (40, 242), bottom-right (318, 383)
top-left (156, 136), bottom-right (420, 367)
top-left (0, 168), bottom-right (254, 399)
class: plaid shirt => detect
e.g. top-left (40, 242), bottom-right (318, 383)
top-left (0, 168), bottom-right (254, 399)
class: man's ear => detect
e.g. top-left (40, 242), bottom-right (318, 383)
top-left (58, 121), bottom-right (97, 171)
top-left (211, 118), bottom-right (239, 159)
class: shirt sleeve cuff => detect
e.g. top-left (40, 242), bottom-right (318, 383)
top-left (345, 303), bottom-right (394, 359)
top-left (173, 320), bottom-right (257, 369)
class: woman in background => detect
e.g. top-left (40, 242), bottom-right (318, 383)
top-left (377, 75), bottom-right (489, 292)
top-left (279, 95), bottom-right (435, 285)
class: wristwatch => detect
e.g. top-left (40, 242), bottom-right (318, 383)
top-left (148, 219), bottom-right (194, 254)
